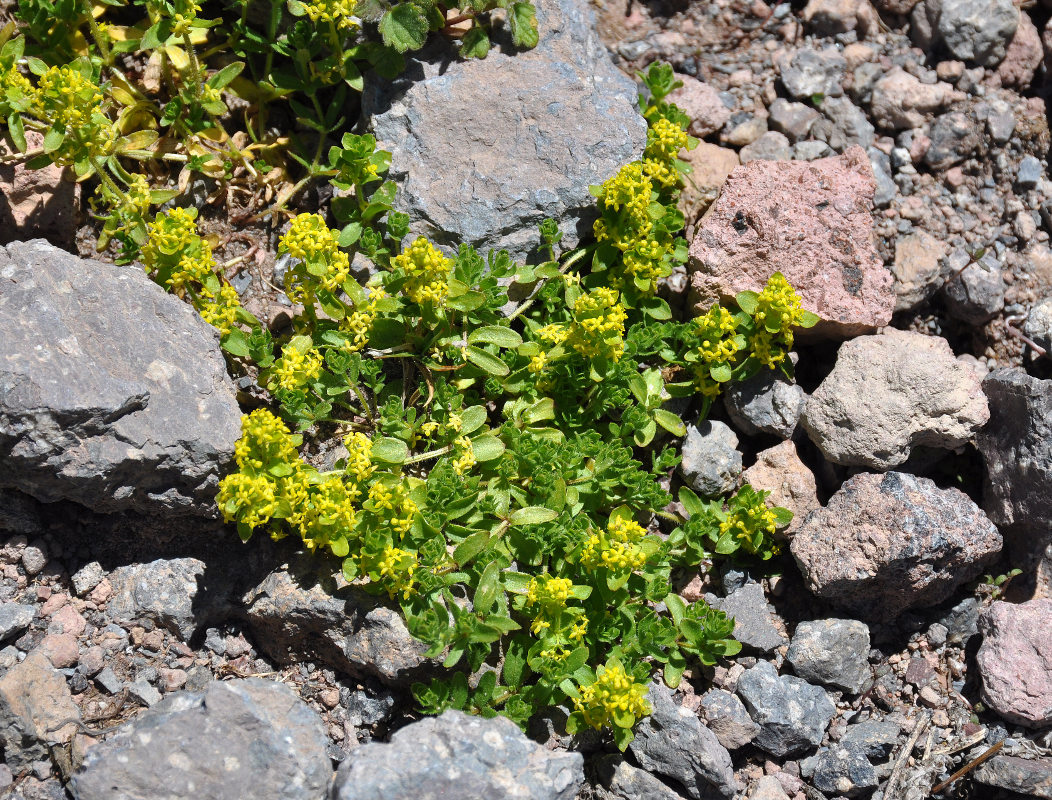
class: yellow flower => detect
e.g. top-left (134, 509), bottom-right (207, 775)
top-left (199, 284), bottom-right (241, 335)
top-left (567, 287), bottom-right (627, 362)
top-left (343, 431), bottom-right (375, 487)
top-left (573, 661), bottom-right (651, 730)
top-left (233, 409), bottom-right (300, 471)
top-left (269, 346), bottom-right (324, 392)
top-left (341, 287), bottom-right (386, 351)
top-left (580, 516), bottom-right (648, 572)
top-left (393, 237), bottom-right (452, 306)
top-left (375, 546), bottom-right (417, 599)
top-left (279, 213), bottom-right (350, 302)
top-left (451, 435), bottom-right (476, 476)
top-left (301, 0), bottom-right (359, 30)
top-left (217, 472), bottom-right (278, 529)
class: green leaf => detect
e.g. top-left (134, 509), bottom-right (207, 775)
top-left (509, 2), bottom-right (539, 48)
top-left (653, 408), bottom-right (686, 437)
top-left (207, 61), bottom-right (244, 89)
top-left (378, 3), bottom-right (429, 53)
top-left (7, 113), bottom-right (25, 154)
top-left (453, 529), bottom-right (491, 566)
top-left (446, 291), bottom-right (486, 311)
top-left (460, 25), bottom-right (490, 58)
top-left (468, 326), bottom-right (523, 349)
top-left (459, 405), bottom-right (487, 435)
top-left (339, 222), bottom-right (363, 247)
top-left (798, 309), bottom-right (820, 328)
top-left (664, 593), bottom-right (687, 627)
top-left (41, 126), bottom-right (64, 154)
top-left (638, 296), bottom-right (672, 320)
top-left (735, 290), bottom-right (759, 315)
top-left (221, 328), bottom-right (251, 357)
top-left (474, 561), bottom-right (500, 613)
top-left (709, 362), bottom-right (732, 383)
top-left (464, 345), bottom-right (509, 376)
top-left (371, 437), bottom-right (409, 464)
top-left (508, 506), bottom-right (558, 526)
top-left (503, 635), bottom-right (529, 688)
top-left (664, 649), bottom-right (687, 689)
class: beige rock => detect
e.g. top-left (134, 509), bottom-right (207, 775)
top-left (679, 142), bottom-right (740, 221)
top-left (803, 0), bottom-right (878, 36)
top-left (0, 132), bottom-right (78, 247)
top-left (668, 75), bottom-right (732, 138)
top-left (869, 67), bottom-right (960, 130)
top-left (741, 441), bottom-right (819, 535)
top-left (0, 650), bottom-right (80, 769)
top-left (891, 230), bottom-right (949, 310)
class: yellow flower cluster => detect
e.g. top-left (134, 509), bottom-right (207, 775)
top-left (526, 575), bottom-right (573, 610)
top-left (269, 345), bottom-right (324, 393)
top-left (573, 662), bottom-right (651, 730)
top-left (199, 284), bottom-right (241, 335)
top-left (367, 480), bottom-right (418, 538)
top-left (393, 237), bottom-right (452, 306)
top-left (0, 61), bottom-right (32, 104)
top-left (580, 516), bottom-right (648, 572)
top-left (279, 213), bottom-right (350, 303)
top-left (33, 64), bottom-right (113, 164)
top-left (161, 0), bottom-right (202, 36)
top-left (142, 207), bottom-right (201, 267)
top-left (451, 435), bottom-right (476, 476)
top-left (341, 288), bottom-right (386, 351)
top-left (719, 498), bottom-right (778, 549)
top-left (749, 272), bottom-right (807, 368)
top-left (568, 288), bottom-right (627, 362)
top-left (302, 0), bottom-right (359, 30)
top-left (374, 545), bottom-right (418, 599)
top-left (344, 431), bottom-right (376, 485)
top-left (233, 408), bottom-right (301, 470)
top-left (593, 162), bottom-right (672, 286)
top-left (217, 472), bottom-right (278, 529)
top-left (642, 116), bottom-right (688, 191)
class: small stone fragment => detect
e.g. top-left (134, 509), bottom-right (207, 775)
top-left (724, 372), bottom-right (806, 439)
top-left (786, 619), bottom-right (871, 693)
top-left (108, 558), bottom-right (213, 642)
top-left (973, 755), bottom-right (1052, 798)
top-left (811, 743), bottom-right (878, 797)
top-left (0, 651), bottom-right (79, 770)
top-left (0, 603), bottom-right (35, 643)
top-left (891, 230), bottom-right (948, 311)
top-left (698, 689), bottom-right (761, 750)
top-left (937, 0), bottom-right (1019, 67)
top-left (677, 421), bottom-right (742, 498)
top-left (736, 661), bottom-right (835, 757)
top-left (840, 719), bottom-right (902, 760)
top-left (70, 562), bottom-right (106, 597)
top-left (598, 757), bottom-right (690, 800)
top-left (976, 598), bottom-right (1052, 728)
top-left (776, 48), bottom-right (847, 100)
top-left (669, 76), bottom-right (732, 138)
top-left (708, 583), bottom-right (788, 654)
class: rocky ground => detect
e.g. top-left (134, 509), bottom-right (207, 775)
top-left (2, 0), bottom-right (1052, 798)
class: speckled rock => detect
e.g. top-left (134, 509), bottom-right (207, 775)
top-left (740, 441), bottom-right (819, 535)
top-left (995, 10), bottom-right (1043, 89)
top-left (70, 679), bottom-right (331, 800)
top-left (976, 598), bottom-right (1052, 728)
top-left (791, 472), bottom-right (1002, 619)
top-left (1023, 297), bottom-right (1052, 352)
top-left (329, 710), bottom-right (584, 800)
top-left (891, 230), bottom-right (948, 311)
top-left (811, 743), bottom-right (878, 797)
top-left (736, 660), bottom-right (836, 758)
top-left (688, 146), bottom-right (893, 339)
top-left (974, 755), bottom-right (1052, 798)
top-left (775, 48), bottom-right (847, 99)
top-left (669, 75), bottom-right (732, 138)
top-left (363, 0), bottom-right (645, 261)
top-left (107, 558), bottom-right (218, 642)
top-left (801, 330), bottom-right (989, 469)
top-left (937, 0), bottom-right (1019, 66)
top-left (707, 583), bottom-right (788, 654)
top-left (0, 651), bottom-right (79, 770)
top-left (698, 689), bottom-right (761, 750)
top-left (867, 68), bottom-right (959, 130)
top-left (598, 758), bottom-right (689, 800)
top-left (786, 619), bottom-right (871, 693)
top-left (724, 372), bottom-right (806, 439)
top-left (678, 420), bottom-right (742, 498)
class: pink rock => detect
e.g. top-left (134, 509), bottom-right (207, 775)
top-left (995, 11), bottom-right (1043, 89)
top-left (39, 633), bottom-right (80, 669)
top-left (0, 132), bottom-right (77, 247)
top-left (51, 604), bottom-right (86, 637)
top-left (40, 592), bottom-right (68, 617)
top-left (977, 598), bottom-right (1052, 728)
top-left (688, 146), bottom-right (893, 338)
top-left (740, 441), bottom-right (819, 535)
top-left (668, 75), bottom-right (731, 138)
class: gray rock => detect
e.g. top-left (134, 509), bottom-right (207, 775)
top-left (707, 583), bottom-right (788, 654)
top-left (243, 558), bottom-right (432, 685)
top-left (927, 622), bottom-right (948, 646)
top-left (801, 329), bottom-right (989, 470)
top-left (739, 132), bottom-right (792, 163)
top-left (721, 114), bottom-right (768, 148)
top-left (924, 111), bottom-right (981, 169)
top-left (363, 0), bottom-right (645, 261)
top-left (811, 744), bottom-right (878, 796)
top-left (108, 558), bottom-right (215, 641)
top-left (597, 757), bottom-right (689, 800)
top-left (70, 679), bottom-right (331, 800)
top-left (723, 371), bottom-right (805, 439)
top-left (910, 0), bottom-right (941, 49)
top-left (0, 603), bottom-right (34, 643)
top-left (330, 709), bottom-right (583, 800)
top-left (941, 255), bottom-right (1005, 325)
top-left (986, 109), bottom-right (1017, 144)
top-left (70, 562), bottom-right (105, 597)
top-left (937, 0), bottom-right (1019, 66)
top-left (0, 240), bottom-right (241, 516)
top-left (698, 689), bottom-right (760, 750)
top-left (127, 678), bottom-right (162, 707)
top-left (793, 141), bottom-right (835, 161)
top-left (20, 542), bottom-right (46, 575)
top-left (812, 97), bottom-right (875, 152)
top-left (973, 755), bottom-right (1052, 798)
top-left (344, 688), bottom-right (395, 727)
top-left (867, 147), bottom-right (896, 208)
top-left (95, 667), bottom-right (123, 695)
top-left (748, 776), bottom-right (791, 800)
top-left (678, 421), bottom-right (742, 497)
top-left (736, 660), bottom-right (835, 757)
top-left (776, 48), bottom-right (847, 100)
top-left (1017, 156), bottom-right (1044, 191)
top-left (791, 472), bottom-right (1002, 619)
top-left (787, 619), bottom-right (871, 694)
top-left (0, 651), bottom-right (79, 770)
top-left (840, 719), bottom-right (902, 760)
top-left (768, 98), bottom-right (821, 142)
top-left (1023, 297), bottom-right (1052, 351)
top-left (629, 683), bottom-right (737, 800)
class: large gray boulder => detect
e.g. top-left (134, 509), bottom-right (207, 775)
top-left (363, 0), bottom-right (645, 261)
top-left (329, 709), bottom-right (584, 800)
top-left (70, 679), bottom-right (331, 800)
top-left (936, 0), bottom-right (1018, 67)
top-left (0, 240), bottom-right (241, 517)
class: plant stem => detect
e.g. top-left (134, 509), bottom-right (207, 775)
top-left (84, 0), bottom-right (111, 64)
top-left (404, 444), bottom-right (455, 465)
top-left (507, 246), bottom-right (591, 321)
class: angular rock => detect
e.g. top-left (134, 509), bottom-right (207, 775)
top-left (767, 98), bottom-right (821, 143)
top-left (707, 583), bottom-right (788, 654)
top-left (787, 619), bottom-right (871, 693)
top-left (973, 755), bottom-right (1052, 798)
top-left (801, 330), bottom-right (989, 469)
top-left (736, 660), bottom-right (835, 758)
top-left (748, 776), bottom-right (790, 800)
top-left (698, 689), bottom-right (761, 750)
top-left (669, 76), bottom-right (731, 139)
top-left (1024, 297), bottom-right (1052, 352)
top-left (802, 0), bottom-right (869, 34)
top-left (740, 441), bottom-right (819, 535)
top-left (924, 111), bottom-right (981, 170)
top-left (775, 48), bottom-right (847, 100)
top-left (811, 97), bottom-right (875, 152)
top-left (330, 709), bottom-right (583, 800)
top-left (70, 562), bottom-right (105, 597)
top-left (941, 256), bottom-right (1005, 325)
top-left (739, 132), bottom-right (791, 163)
top-left (70, 679), bottom-right (330, 800)
top-left (108, 558), bottom-right (214, 642)
top-left (976, 598), bottom-right (1052, 728)
top-left (867, 68), bottom-right (958, 130)
top-left (243, 558), bottom-right (432, 685)
top-left (0, 651), bottom-right (79, 770)
top-left (840, 720), bottom-right (902, 760)
top-left (811, 744), bottom-right (878, 797)
top-left (0, 603), bottom-right (35, 643)
top-left (598, 757), bottom-right (690, 800)
top-left (724, 371), bottom-right (805, 439)
top-left (363, 0), bottom-right (645, 261)
top-left (677, 420), bottom-right (742, 498)
top-left (891, 230), bottom-right (948, 311)
top-left (937, 0), bottom-right (1018, 66)
top-left (679, 143), bottom-right (739, 219)
top-left (995, 11), bottom-right (1043, 89)
top-left (688, 147), bottom-right (894, 339)
top-left (1017, 155), bottom-right (1043, 191)
top-left (791, 472), bottom-right (1002, 619)
top-left (629, 683), bottom-right (737, 800)
top-left (0, 240), bottom-right (241, 516)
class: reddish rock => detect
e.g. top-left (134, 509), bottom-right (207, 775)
top-left (869, 68), bottom-right (959, 130)
top-left (791, 472), bottom-right (1002, 619)
top-left (872, 0), bottom-right (921, 13)
top-left (977, 599), bottom-right (1052, 728)
top-left (995, 12), bottom-right (1043, 89)
top-left (668, 75), bottom-right (731, 138)
top-left (39, 633), bottom-right (80, 668)
top-left (0, 650), bottom-right (79, 769)
top-left (688, 146), bottom-right (893, 338)
top-left (51, 603), bottom-right (87, 637)
top-left (0, 132), bottom-right (78, 248)
top-left (740, 441), bottom-right (819, 535)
